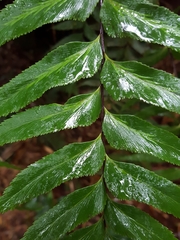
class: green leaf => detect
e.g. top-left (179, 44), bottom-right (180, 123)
top-left (0, 38), bottom-right (102, 117)
top-left (0, 136), bottom-right (105, 212)
top-left (100, 0), bottom-right (180, 51)
top-left (60, 219), bottom-right (105, 240)
top-left (155, 168), bottom-right (180, 181)
top-left (105, 232), bottom-right (132, 240)
top-left (139, 47), bottom-right (168, 66)
top-left (136, 105), bottom-right (166, 119)
top-left (0, 0), bottom-right (99, 46)
top-left (101, 57), bottom-right (180, 114)
top-left (53, 20), bottom-right (84, 31)
top-left (105, 199), bottom-right (176, 240)
top-left (105, 157), bottom-right (180, 218)
top-left (22, 179), bottom-right (106, 240)
top-left (0, 161), bottom-right (21, 170)
top-left (103, 109), bottom-right (180, 165)
top-left (84, 23), bottom-right (98, 41)
top-left (0, 89), bottom-right (101, 145)
top-left (110, 153), bottom-right (162, 163)
top-left (54, 33), bottom-right (84, 47)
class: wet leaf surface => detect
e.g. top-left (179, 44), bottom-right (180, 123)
top-left (105, 199), bottom-right (176, 240)
top-left (101, 0), bottom-right (180, 51)
top-left (103, 109), bottom-right (180, 165)
top-left (0, 89), bottom-right (101, 145)
top-left (105, 156), bottom-right (180, 218)
top-left (0, 0), bottom-right (99, 46)
top-left (22, 179), bottom-right (106, 240)
top-left (0, 38), bottom-right (102, 117)
top-left (0, 136), bottom-right (105, 212)
top-left (101, 57), bottom-right (180, 114)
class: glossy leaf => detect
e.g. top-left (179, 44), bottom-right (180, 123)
top-left (103, 109), bottom-right (180, 165)
top-left (0, 89), bottom-right (101, 145)
top-left (0, 39), bottom-right (102, 117)
top-left (61, 219), bottom-right (105, 240)
top-left (0, 0), bottom-right (99, 46)
top-left (100, 0), bottom-right (180, 51)
top-left (22, 179), bottom-right (106, 240)
top-left (101, 57), bottom-right (180, 114)
top-left (105, 157), bottom-right (180, 218)
top-left (105, 199), bottom-right (176, 240)
top-left (0, 137), bottom-right (105, 212)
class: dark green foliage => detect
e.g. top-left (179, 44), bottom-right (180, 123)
top-left (101, 58), bottom-right (180, 113)
top-left (0, 40), bottom-right (102, 116)
top-left (0, 0), bottom-right (180, 239)
top-left (104, 200), bottom-right (176, 240)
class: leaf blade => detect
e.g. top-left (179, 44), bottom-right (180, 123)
top-left (60, 219), bottom-right (105, 240)
top-left (105, 199), bottom-right (176, 240)
top-left (0, 137), bottom-right (105, 212)
top-left (0, 90), bottom-right (101, 145)
top-left (105, 157), bottom-right (180, 218)
top-left (22, 179), bottom-right (106, 240)
top-left (100, 0), bottom-right (180, 51)
top-left (101, 58), bottom-right (180, 114)
top-left (154, 168), bottom-right (180, 181)
top-left (0, 39), bottom-right (102, 116)
top-left (0, 0), bottom-right (99, 46)
top-left (0, 161), bottom-right (21, 170)
top-left (103, 109), bottom-right (180, 165)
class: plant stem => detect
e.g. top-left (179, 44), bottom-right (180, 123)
top-left (99, 0), bottom-right (105, 137)
top-left (99, 2), bottom-right (108, 228)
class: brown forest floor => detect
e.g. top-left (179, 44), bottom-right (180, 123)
top-left (1, 1), bottom-right (180, 239)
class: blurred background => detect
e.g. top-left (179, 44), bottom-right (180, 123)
top-left (0, 0), bottom-right (180, 239)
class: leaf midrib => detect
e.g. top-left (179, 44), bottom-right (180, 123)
top-left (4, 0), bottom-right (67, 26)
